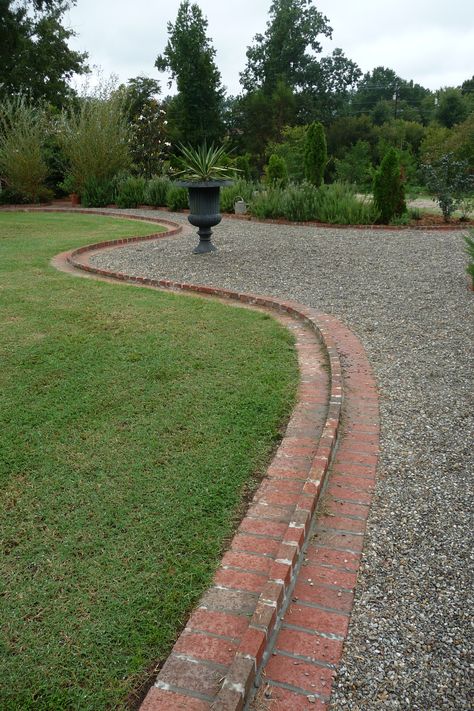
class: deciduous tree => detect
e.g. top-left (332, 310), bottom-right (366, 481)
top-left (0, 1), bottom-right (87, 107)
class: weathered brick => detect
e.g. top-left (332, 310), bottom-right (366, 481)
top-left (276, 627), bottom-right (343, 666)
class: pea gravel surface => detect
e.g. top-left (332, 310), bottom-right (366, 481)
top-left (88, 209), bottom-right (473, 711)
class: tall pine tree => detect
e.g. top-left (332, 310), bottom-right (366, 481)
top-left (156, 1), bottom-right (224, 146)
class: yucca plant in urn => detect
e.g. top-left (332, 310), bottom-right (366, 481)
top-left (175, 143), bottom-right (238, 254)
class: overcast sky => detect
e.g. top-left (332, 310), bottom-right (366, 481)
top-left (66, 0), bottom-right (474, 95)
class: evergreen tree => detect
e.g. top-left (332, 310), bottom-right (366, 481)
top-left (373, 148), bottom-right (406, 223)
top-left (240, 0), bottom-right (332, 94)
top-left (304, 121), bottom-right (327, 187)
top-left (155, 1), bottom-right (224, 146)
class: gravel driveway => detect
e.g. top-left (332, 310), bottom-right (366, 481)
top-left (90, 210), bottom-right (473, 711)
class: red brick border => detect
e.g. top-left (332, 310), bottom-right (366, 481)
top-left (45, 209), bottom-right (379, 710)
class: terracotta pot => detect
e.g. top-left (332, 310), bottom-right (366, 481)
top-left (70, 192), bottom-right (80, 206)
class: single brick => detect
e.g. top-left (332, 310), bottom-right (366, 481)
top-left (305, 546), bottom-right (360, 572)
top-left (187, 609), bottom-right (249, 640)
top-left (221, 551), bottom-right (273, 576)
top-left (140, 686), bottom-right (211, 710)
top-left (200, 587), bottom-right (258, 615)
top-left (214, 568), bottom-right (267, 595)
top-left (316, 514), bottom-right (367, 534)
top-left (285, 604), bottom-right (349, 638)
top-left (158, 655), bottom-right (223, 698)
top-left (276, 627), bottom-right (343, 666)
top-left (238, 518), bottom-right (287, 538)
top-left (292, 581), bottom-right (354, 613)
top-left (312, 529), bottom-right (364, 552)
top-left (173, 631), bottom-right (239, 666)
top-left (231, 534), bottom-right (280, 557)
top-left (263, 654), bottom-right (334, 696)
top-left (252, 685), bottom-right (328, 711)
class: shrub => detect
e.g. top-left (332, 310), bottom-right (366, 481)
top-left (281, 182), bottom-right (319, 222)
top-left (249, 188), bottom-right (285, 220)
top-left (220, 180), bottom-right (257, 214)
top-left (314, 183), bottom-right (379, 225)
top-left (423, 153), bottom-right (474, 222)
top-left (81, 176), bottom-right (115, 208)
top-left (266, 125), bottom-right (307, 183)
top-left (166, 184), bottom-right (188, 211)
top-left (335, 141), bottom-right (373, 190)
top-left (0, 96), bottom-right (48, 202)
top-left (373, 148), bottom-right (406, 223)
top-left (264, 154), bottom-right (288, 187)
top-left (304, 122), bottom-right (327, 187)
top-left (464, 232), bottom-right (474, 286)
top-left (248, 182), bottom-right (379, 225)
top-left (58, 84), bottom-right (130, 197)
top-left (115, 176), bottom-right (147, 208)
top-left (145, 177), bottom-right (171, 207)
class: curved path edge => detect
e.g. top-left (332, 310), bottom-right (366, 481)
top-left (47, 209), bottom-right (379, 711)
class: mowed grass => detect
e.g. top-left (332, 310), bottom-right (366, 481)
top-left (0, 213), bottom-right (298, 710)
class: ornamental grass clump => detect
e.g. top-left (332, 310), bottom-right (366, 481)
top-left (0, 96), bottom-right (49, 202)
top-left (166, 184), bottom-right (188, 211)
top-left (220, 179), bottom-right (257, 213)
top-left (58, 87), bottom-right (130, 196)
top-left (145, 177), bottom-right (172, 207)
top-left (115, 176), bottom-right (147, 208)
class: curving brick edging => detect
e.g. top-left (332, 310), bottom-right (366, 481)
top-left (46, 209), bottom-right (379, 710)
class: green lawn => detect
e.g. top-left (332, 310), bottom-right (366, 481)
top-left (0, 212), bottom-right (298, 710)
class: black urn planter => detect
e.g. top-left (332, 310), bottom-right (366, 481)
top-left (178, 180), bottom-right (231, 254)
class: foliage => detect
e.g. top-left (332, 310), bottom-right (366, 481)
top-left (249, 181), bottom-right (379, 224)
top-left (373, 147), bottom-right (406, 223)
top-left (0, 96), bottom-right (48, 202)
top-left (326, 115), bottom-right (377, 161)
top-left (299, 47), bottom-right (362, 123)
top-left (266, 124), bottom-right (307, 182)
top-left (313, 183), bottom-right (379, 224)
top-left (264, 154), bottom-right (288, 186)
top-left (145, 177), bottom-right (172, 207)
top-left (240, 0), bottom-right (332, 94)
top-left (464, 232), bottom-right (474, 285)
top-left (353, 66), bottom-right (431, 124)
top-left (436, 88), bottom-right (470, 129)
top-left (304, 121), bottom-right (327, 187)
top-left (228, 83), bottom-right (296, 166)
top-left (115, 176), bottom-right (147, 208)
top-left (423, 152), bottom-right (474, 221)
top-left (156, 1), bottom-right (224, 145)
top-left (81, 176), bottom-right (114, 208)
top-left (280, 181), bottom-right (318, 221)
top-left (173, 143), bottom-right (238, 181)
top-left (58, 84), bottom-right (130, 195)
top-left (120, 76), bottom-right (170, 178)
top-left (234, 153), bottom-right (256, 181)
top-left (220, 179), bottom-right (258, 213)
top-left (0, 0), bottom-right (88, 108)
top-left (166, 184), bottom-right (188, 211)
top-left (335, 140), bottom-right (373, 189)
top-left (0, 211), bottom-right (297, 710)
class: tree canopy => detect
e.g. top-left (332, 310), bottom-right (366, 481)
top-left (240, 0), bottom-right (332, 94)
top-left (155, 0), bottom-right (224, 145)
top-left (0, 0), bottom-right (88, 107)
